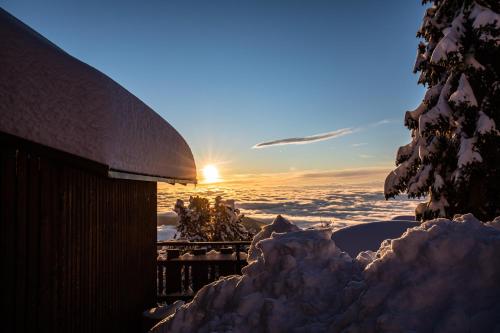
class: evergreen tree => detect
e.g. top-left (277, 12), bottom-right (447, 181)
top-left (211, 196), bottom-right (252, 241)
top-left (385, 0), bottom-right (500, 221)
top-left (174, 196), bottom-right (211, 241)
top-left (174, 196), bottom-right (252, 241)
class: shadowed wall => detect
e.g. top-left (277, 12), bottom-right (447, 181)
top-left (0, 133), bottom-right (157, 333)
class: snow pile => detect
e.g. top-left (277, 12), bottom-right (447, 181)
top-left (151, 228), bottom-right (360, 332)
top-left (333, 214), bottom-right (500, 332)
top-left (486, 216), bottom-right (500, 230)
top-left (331, 220), bottom-right (418, 258)
top-left (247, 214), bottom-right (300, 261)
top-left (151, 214), bottom-right (500, 333)
top-left (144, 301), bottom-right (185, 320)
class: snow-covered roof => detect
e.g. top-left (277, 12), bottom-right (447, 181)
top-left (0, 9), bottom-right (196, 184)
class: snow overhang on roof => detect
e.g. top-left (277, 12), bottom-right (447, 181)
top-left (0, 9), bottom-right (196, 184)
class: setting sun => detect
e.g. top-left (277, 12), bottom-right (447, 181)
top-left (202, 164), bottom-right (220, 183)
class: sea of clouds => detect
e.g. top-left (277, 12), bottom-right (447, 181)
top-left (157, 179), bottom-right (420, 230)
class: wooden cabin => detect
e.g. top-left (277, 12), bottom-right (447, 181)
top-left (0, 9), bottom-right (196, 333)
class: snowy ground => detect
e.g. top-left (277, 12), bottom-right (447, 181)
top-left (157, 225), bottom-right (177, 241)
top-left (151, 214), bottom-right (500, 333)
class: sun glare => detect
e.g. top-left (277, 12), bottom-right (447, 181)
top-left (202, 164), bottom-right (220, 183)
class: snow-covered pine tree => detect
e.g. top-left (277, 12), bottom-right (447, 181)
top-left (211, 196), bottom-right (252, 241)
top-left (174, 196), bottom-right (252, 241)
top-left (385, 0), bottom-right (500, 221)
top-left (174, 196), bottom-right (211, 241)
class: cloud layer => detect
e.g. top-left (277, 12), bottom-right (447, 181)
top-left (252, 128), bottom-right (353, 149)
top-left (158, 177), bottom-right (419, 229)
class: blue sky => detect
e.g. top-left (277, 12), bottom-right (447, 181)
top-left (1, 0), bottom-right (427, 178)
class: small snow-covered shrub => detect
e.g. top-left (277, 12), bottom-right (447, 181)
top-left (152, 214), bottom-right (500, 333)
top-left (174, 196), bottom-right (211, 241)
top-left (211, 196), bottom-right (251, 241)
top-left (174, 196), bottom-right (252, 241)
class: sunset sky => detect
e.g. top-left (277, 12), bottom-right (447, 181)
top-left (2, 0), bottom-right (427, 182)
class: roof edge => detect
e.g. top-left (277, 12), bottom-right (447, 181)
top-left (108, 169), bottom-right (197, 185)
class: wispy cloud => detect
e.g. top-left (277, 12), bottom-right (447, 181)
top-left (352, 142), bottom-right (368, 147)
top-left (252, 118), bottom-right (394, 150)
top-left (370, 119), bottom-right (396, 127)
top-left (252, 128), bottom-right (354, 149)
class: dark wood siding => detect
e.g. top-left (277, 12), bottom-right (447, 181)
top-left (0, 134), bottom-right (157, 333)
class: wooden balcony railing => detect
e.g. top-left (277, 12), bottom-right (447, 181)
top-left (156, 241), bottom-right (251, 303)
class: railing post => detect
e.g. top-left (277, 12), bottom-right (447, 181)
top-left (235, 244), bottom-right (241, 262)
top-left (165, 250), bottom-right (182, 294)
top-left (191, 248), bottom-right (209, 292)
top-left (157, 263), bottom-right (165, 296)
top-left (157, 241), bottom-right (251, 302)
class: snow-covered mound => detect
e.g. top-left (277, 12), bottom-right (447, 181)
top-left (247, 214), bottom-right (300, 261)
top-left (151, 214), bottom-right (500, 333)
top-left (332, 220), bottom-right (419, 257)
top-left (486, 216), bottom-right (500, 231)
top-left (390, 215), bottom-right (415, 221)
top-left (152, 228), bottom-right (360, 332)
top-left (333, 214), bottom-right (500, 332)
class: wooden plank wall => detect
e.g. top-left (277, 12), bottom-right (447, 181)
top-left (0, 136), bottom-right (157, 333)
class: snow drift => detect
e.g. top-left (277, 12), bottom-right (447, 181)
top-left (151, 214), bottom-right (500, 333)
top-left (332, 214), bottom-right (500, 332)
top-left (247, 214), bottom-right (300, 261)
top-left (152, 227), bottom-right (359, 332)
top-left (331, 220), bottom-right (419, 257)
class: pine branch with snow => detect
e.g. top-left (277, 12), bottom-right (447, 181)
top-left (386, 0), bottom-right (500, 221)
